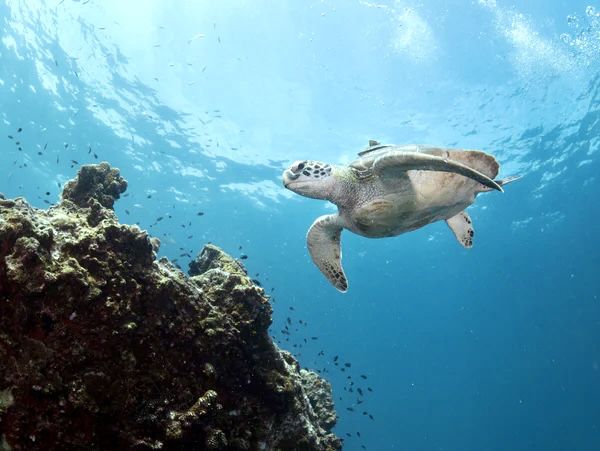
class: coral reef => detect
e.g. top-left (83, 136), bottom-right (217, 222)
top-left (0, 163), bottom-right (341, 450)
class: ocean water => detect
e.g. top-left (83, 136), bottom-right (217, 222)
top-left (1, 1), bottom-right (599, 450)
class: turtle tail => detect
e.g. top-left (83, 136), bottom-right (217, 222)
top-left (478, 175), bottom-right (522, 192)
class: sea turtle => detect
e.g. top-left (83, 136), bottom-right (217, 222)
top-left (282, 141), bottom-right (520, 292)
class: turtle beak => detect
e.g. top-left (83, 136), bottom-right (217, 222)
top-left (282, 169), bottom-right (299, 188)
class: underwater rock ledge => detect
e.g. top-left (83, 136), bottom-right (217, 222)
top-left (0, 163), bottom-right (341, 451)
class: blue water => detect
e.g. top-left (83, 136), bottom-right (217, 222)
top-left (1, 1), bottom-right (599, 449)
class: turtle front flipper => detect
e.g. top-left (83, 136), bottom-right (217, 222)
top-left (307, 214), bottom-right (348, 292)
top-left (372, 150), bottom-right (503, 192)
top-left (446, 211), bottom-right (474, 248)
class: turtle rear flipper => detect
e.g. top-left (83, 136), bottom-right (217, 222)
top-left (446, 211), bottom-right (474, 248)
top-left (307, 214), bottom-right (348, 292)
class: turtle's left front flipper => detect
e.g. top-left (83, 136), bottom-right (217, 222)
top-left (373, 150), bottom-right (503, 192)
top-left (307, 214), bottom-right (348, 292)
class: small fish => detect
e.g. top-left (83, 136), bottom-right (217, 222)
top-left (367, 387), bottom-right (373, 392)
top-left (344, 362), bottom-right (351, 368)
top-left (147, 194), bottom-right (152, 198)
top-left (346, 407), bottom-right (354, 412)
top-left (44, 143), bottom-right (47, 150)
top-left (8, 135), bottom-right (13, 139)
top-left (196, 211), bottom-right (204, 216)
top-left (360, 375), bottom-right (367, 379)
top-left (125, 209), bottom-right (130, 215)
top-left (71, 160), bottom-right (79, 165)
top-left (64, 143), bottom-right (68, 148)
top-left (155, 216), bottom-right (164, 222)
top-left (239, 254), bottom-right (248, 260)
top-left (17, 127), bottom-right (22, 132)
top-left (187, 33), bottom-right (205, 43)
top-left (333, 355), bottom-right (339, 362)
top-left (357, 388), bottom-right (363, 396)
top-left (45, 192), bottom-right (50, 196)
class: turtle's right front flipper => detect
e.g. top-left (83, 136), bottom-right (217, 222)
top-left (307, 214), bottom-right (348, 292)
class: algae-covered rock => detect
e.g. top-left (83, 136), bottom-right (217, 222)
top-left (0, 163), bottom-right (341, 451)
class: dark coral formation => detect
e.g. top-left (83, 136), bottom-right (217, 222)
top-left (0, 163), bottom-right (341, 450)
top-left (60, 162), bottom-right (127, 209)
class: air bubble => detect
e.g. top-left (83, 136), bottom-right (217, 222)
top-left (585, 6), bottom-right (599, 17)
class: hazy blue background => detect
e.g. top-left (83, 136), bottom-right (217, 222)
top-left (1, 1), bottom-right (599, 449)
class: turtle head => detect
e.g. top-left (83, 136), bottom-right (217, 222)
top-left (282, 160), bottom-right (335, 200)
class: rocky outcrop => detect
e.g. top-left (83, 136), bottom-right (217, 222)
top-left (0, 163), bottom-right (341, 450)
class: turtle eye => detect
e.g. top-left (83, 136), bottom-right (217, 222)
top-left (291, 161), bottom-right (306, 173)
